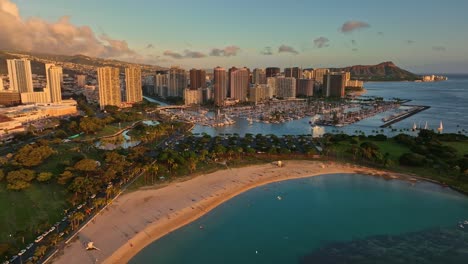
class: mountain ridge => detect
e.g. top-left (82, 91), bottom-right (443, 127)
top-left (330, 61), bottom-right (421, 81)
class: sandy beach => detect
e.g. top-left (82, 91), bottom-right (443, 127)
top-left (51, 160), bottom-right (408, 264)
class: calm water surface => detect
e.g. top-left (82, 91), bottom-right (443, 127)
top-left (193, 75), bottom-right (468, 136)
top-left (130, 174), bottom-right (468, 263)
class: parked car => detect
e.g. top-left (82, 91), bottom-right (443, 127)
top-left (34, 235), bottom-right (43, 243)
top-left (18, 249), bottom-right (26, 256)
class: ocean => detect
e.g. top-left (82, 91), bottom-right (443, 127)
top-left (130, 174), bottom-right (468, 263)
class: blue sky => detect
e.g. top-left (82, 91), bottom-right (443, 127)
top-left (10, 0), bottom-right (468, 73)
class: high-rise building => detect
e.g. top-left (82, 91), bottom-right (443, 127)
top-left (227, 67), bottom-right (238, 97)
top-left (303, 69), bottom-right (314, 79)
top-left (266, 67), bottom-right (280, 78)
top-left (189, 69), bottom-right (206, 90)
top-left (97, 67), bottom-right (121, 110)
top-left (155, 72), bottom-right (169, 97)
top-left (76, 75), bottom-right (87, 88)
top-left (314, 68), bottom-right (330, 85)
top-left (125, 67), bottom-right (142, 103)
top-left (184, 88), bottom-right (202, 105)
top-left (20, 92), bottom-right (50, 104)
top-left (168, 67), bottom-right (187, 97)
top-left (284, 67), bottom-right (302, 79)
top-left (252, 68), bottom-right (267, 84)
top-left (249, 84), bottom-right (269, 104)
top-left (0, 91), bottom-right (21, 106)
top-left (345, 72), bottom-right (351, 82)
top-left (229, 67), bottom-right (250, 102)
top-left (7, 59), bottom-right (33, 93)
top-left (276, 77), bottom-right (296, 99)
top-left (297, 79), bottom-right (314, 97)
top-left (214, 67), bottom-right (227, 106)
top-left (202, 87), bottom-right (212, 104)
top-left (46, 64), bottom-right (63, 103)
top-left (285, 67), bottom-right (302, 88)
top-left (267, 77), bottom-right (277, 98)
top-left (324, 73), bottom-right (346, 98)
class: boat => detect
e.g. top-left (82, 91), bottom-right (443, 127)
top-left (459, 224), bottom-right (465, 229)
top-left (277, 196), bottom-right (282, 201)
top-left (424, 121), bottom-right (428, 130)
top-left (412, 122), bottom-right (417, 131)
top-left (437, 121), bottom-right (444, 133)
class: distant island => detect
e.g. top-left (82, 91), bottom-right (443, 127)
top-left (331, 61), bottom-right (422, 82)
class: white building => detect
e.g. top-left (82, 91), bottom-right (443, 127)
top-left (276, 77), bottom-right (296, 99)
top-left (46, 64), bottom-right (63, 103)
top-left (313, 68), bottom-right (330, 85)
top-left (125, 67), bottom-right (142, 103)
top-left (7, 59), bottom-right (34, 93)
top-left (249, 84), bottom-right (269, 104)
top-left (230, 68), bottom-right (250, 102)
top-left (184, 88), bottom-right (202, 105)
top-left (20, 92), bottom-right (51, 104)
top-left (76, 75), bottom-right (87, 87)
top-left (97, 67), bottom-right (121, 110)
top-left (252, 68), bottom-right (266, 84)
top-left (168, 67), bottom-right (187, 97)
top-left (267, 77), bottom-right (277, 98)
top-left (155, 73), bottom-right (169, 97)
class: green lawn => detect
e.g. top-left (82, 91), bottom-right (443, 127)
top-left (372, 139), bottom-right (412, 159)
top-left (443, 141), bottom-right (468, 158)
top-left (0, 183), bottom-right (68, 249)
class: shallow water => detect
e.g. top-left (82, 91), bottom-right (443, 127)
top-left (130, 174), bottom-right (468, 264)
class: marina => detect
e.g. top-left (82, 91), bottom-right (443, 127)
top-left (161, 97), bottom-right (415, 129)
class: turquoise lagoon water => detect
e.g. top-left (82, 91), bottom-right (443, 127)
top-left (130, 174), bottom-right (468, 263)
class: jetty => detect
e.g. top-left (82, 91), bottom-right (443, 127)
top-left (380, 105), bottom-right (431, 128)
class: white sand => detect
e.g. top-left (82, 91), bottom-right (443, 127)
top-left (51, 160), bottom-right (403, 264)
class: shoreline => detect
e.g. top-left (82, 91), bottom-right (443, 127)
top-left (51, 160), bottom-right (439, 264)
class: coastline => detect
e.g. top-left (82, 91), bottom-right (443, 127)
top-left (51, 160), bottom-right (426, 264)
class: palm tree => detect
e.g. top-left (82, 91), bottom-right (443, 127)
top-left (188, 157), bottom-right (197, 173)
top-left (93, 198), bottom-right (107, 209)
top-left (34, 245), bottom-right (47, 258)
top-left (71, 212), bottom-right (85, 230)
top-left (149, 164), bottom-right (159, 184)
top-left (105, 186), bottom-right (114, 202)
top-left (167, 158), bottom-right (175, 174)
top-left (171, 162), bottom-right (179, 175)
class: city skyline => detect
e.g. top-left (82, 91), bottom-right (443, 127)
top-left (1, 0), bottom-right (468, 73)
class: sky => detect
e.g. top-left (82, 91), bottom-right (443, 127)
top-left (2, 0), bottom-right (468, 73)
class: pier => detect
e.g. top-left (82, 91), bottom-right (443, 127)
top-left (380, 105), bottom-right (431, 128)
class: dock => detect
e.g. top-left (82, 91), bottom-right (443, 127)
top-left (380, 105), bottom-right (431, 128)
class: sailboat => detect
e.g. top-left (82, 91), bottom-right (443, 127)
top-left (437, 121), bottom-right (444, 133)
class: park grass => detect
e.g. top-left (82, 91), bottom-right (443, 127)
top-left (443, 141), bottom-right (468, 158)
top-left (0, 183), bottom-right (68, 249)
top-left (372, 139), bottom-right (411, 159)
